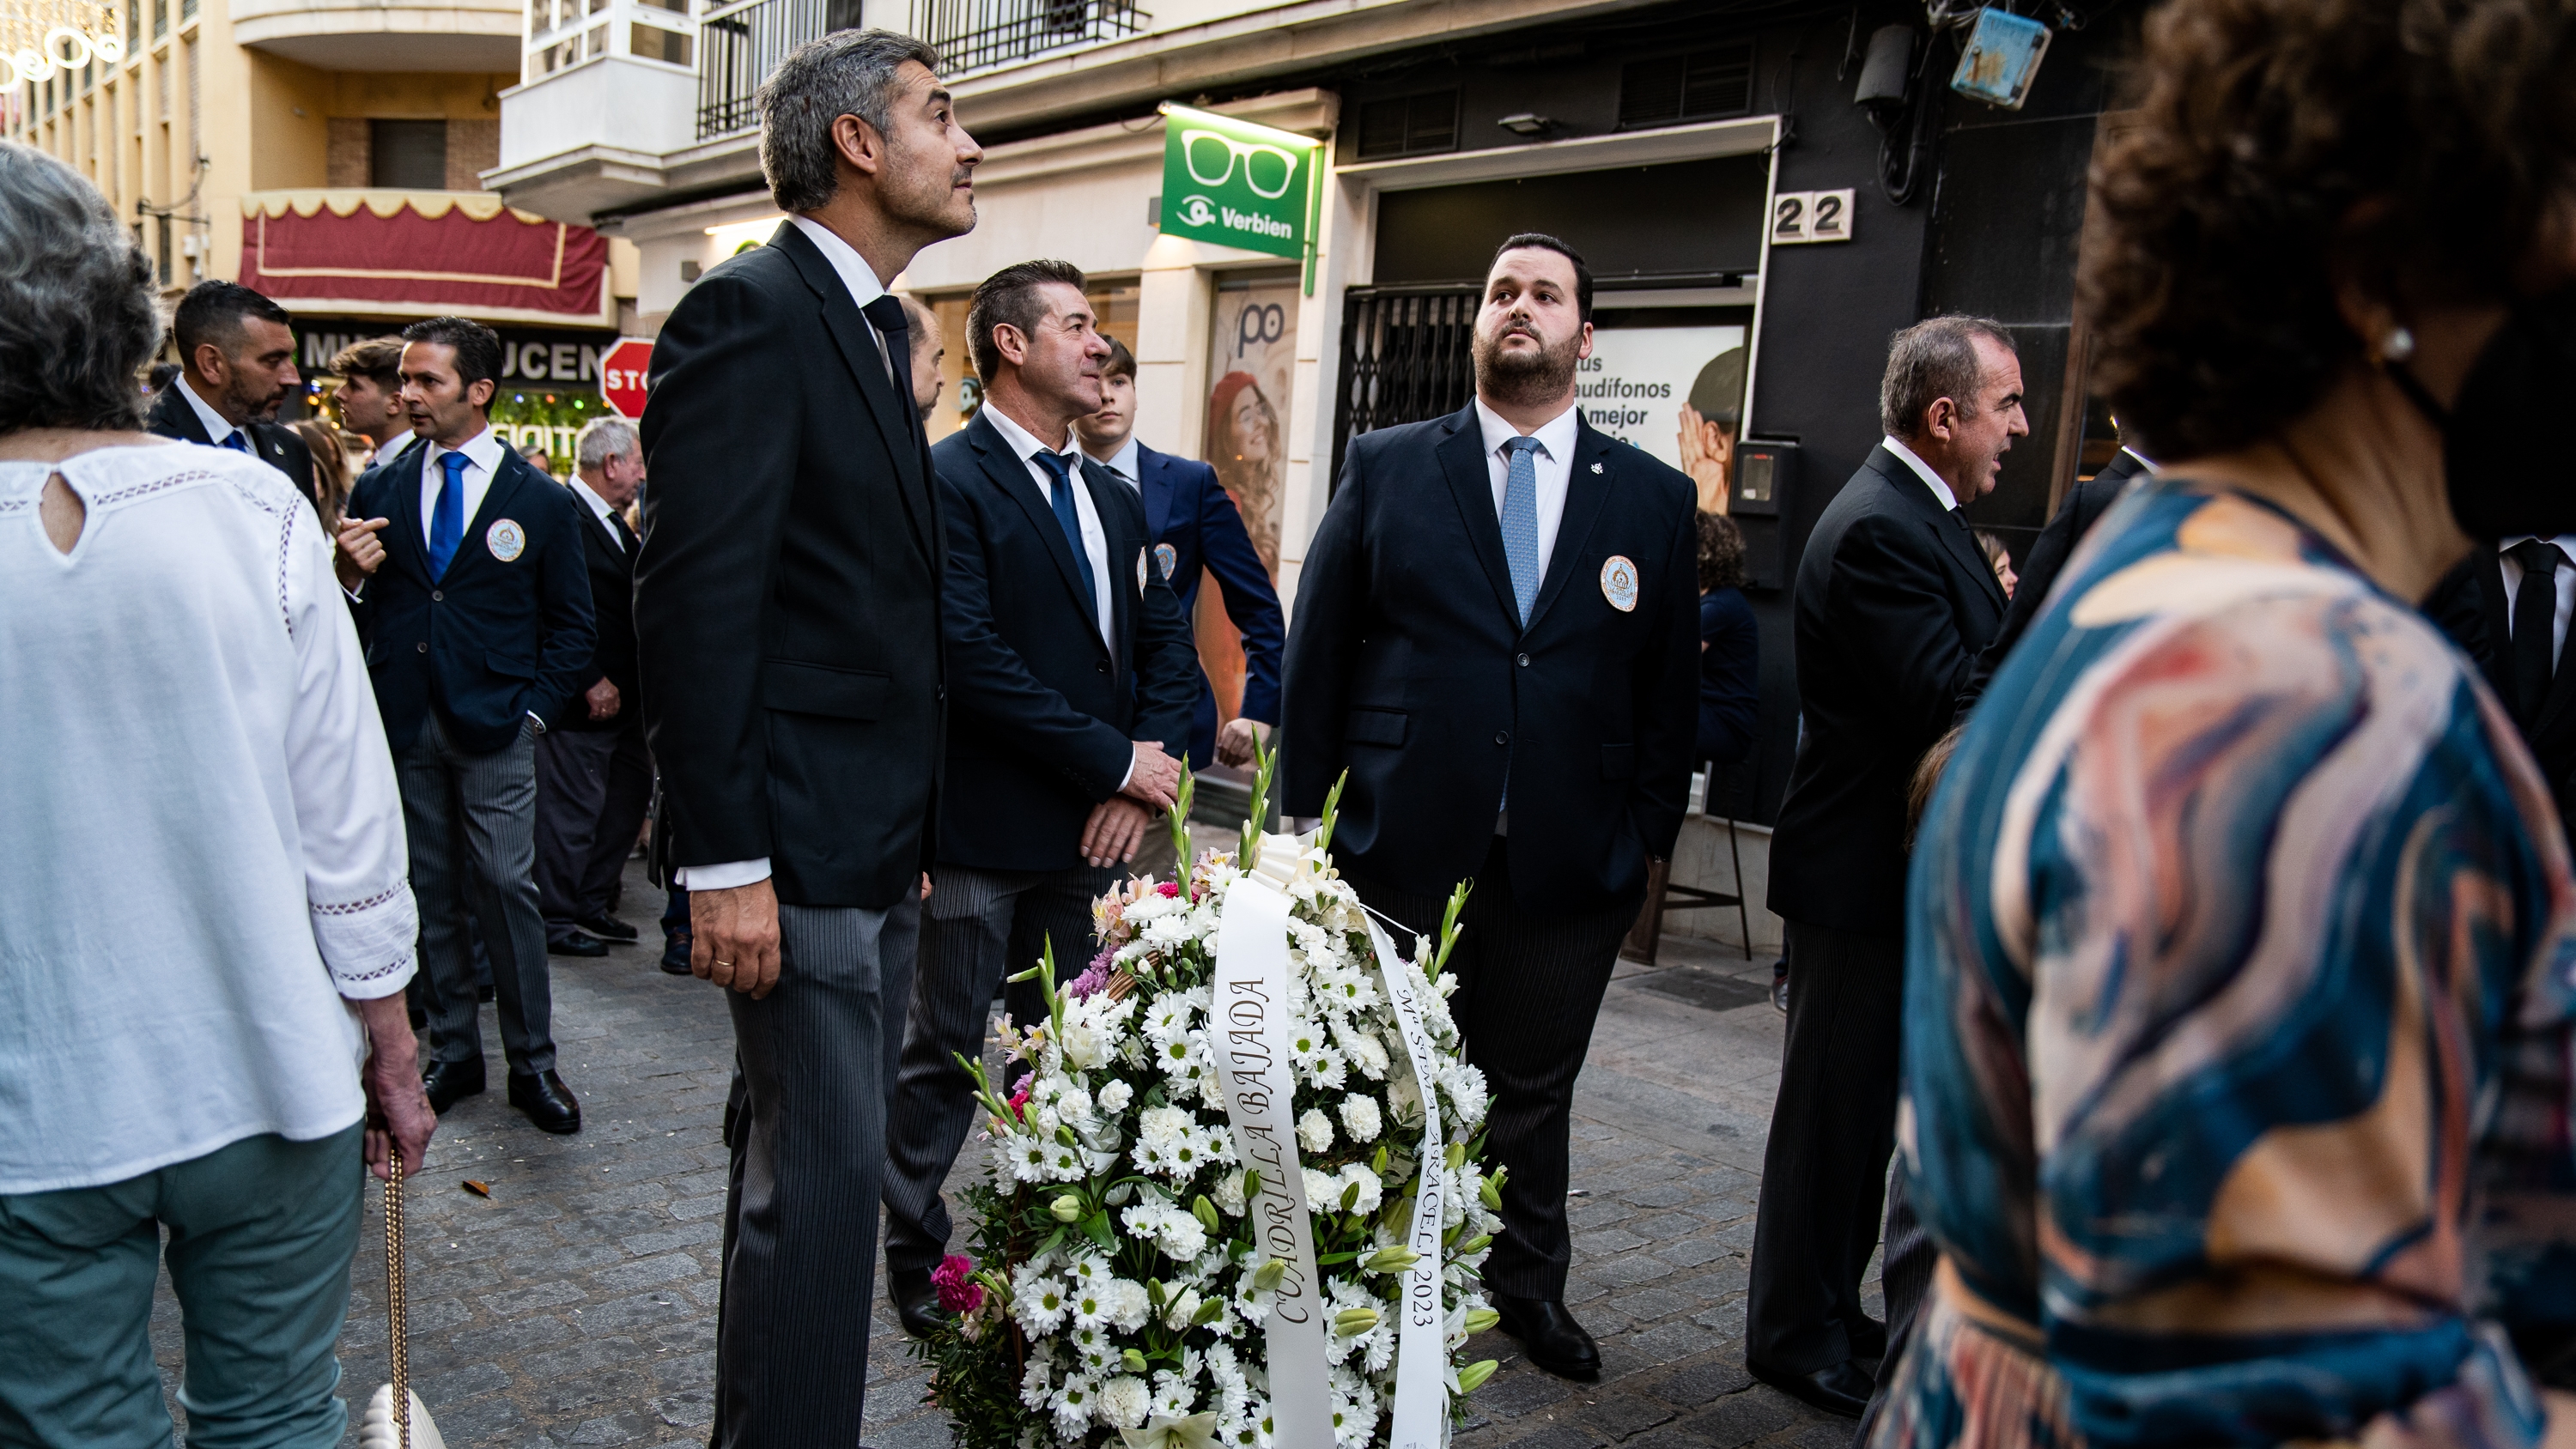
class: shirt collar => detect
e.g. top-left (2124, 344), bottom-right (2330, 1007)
top-left (2499, 535), bottom-right (2576, 556)
top-left (982, 403), bottom-right (1080, 467)
top-left (1087, 434), bottom-right (1143, 486)
top-left (787, 215), bottom-right (887, 313)
top-left (1473, 397), bottom-right (1581, 463)
top-left (1883, 434), bottom-right (1960, 512)
top-left (177, 375), bottom-right (243, 446)
top-left (568, 476), bottom-right (619, 524)
top-left (427, 426), bottom-right (506, 477)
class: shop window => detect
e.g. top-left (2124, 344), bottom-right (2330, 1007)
top-left (1085, 278), bottom-right (1139, 354)
top-left (1618, 42), bottom-right (1754, 130)
top-left (369, 119), bottom-right (447, 189)
top-left (1353, 89), bottom-right (1458, 161)
top-left (631, 21), bottom-right (690, 65)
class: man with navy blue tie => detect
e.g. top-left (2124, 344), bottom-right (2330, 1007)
top-left (1077, 336), bottom-right (1284, 767)
top-left (144, 280), bottom-right (319, 512)
top-left (343, 315), bottom-right (597, 1134)
top-left (879, 259), bottom-right (1200, 1337)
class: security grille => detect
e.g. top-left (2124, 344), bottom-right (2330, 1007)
top-left (695, 0), bottom-right (824, 138)
top-left (911, 0), bottom-right (1146, 76)
top-left (1330, 284), bottom-right (1479, 494)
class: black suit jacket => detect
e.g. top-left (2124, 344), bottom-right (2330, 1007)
top-left (146, 383), bottom-right (318, 515)
top-left (1954, 447), bottom-right (2150, 719)
top-left (2425, 548), bottom-right (2576, 857)
top-left (1281, 403), bottom-right (1699, 913)
top-left (935, 409), bottom-right (1200, 872)
top-left (563, 491), bottom-right (640, 731)
top-left (346, 440), bottom-right (598, 755)
top-left (1133, 442), bottom-right (1285, 761)
top-left (1769, 445), bottom-right (2008, 932)
top-left (635, 221), bottom-right (947, 910)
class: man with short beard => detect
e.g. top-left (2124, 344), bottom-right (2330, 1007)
top-left (147, 280), bottom-right (317, 509)
top-left (1282, 232), bottom-right (1700, 1381)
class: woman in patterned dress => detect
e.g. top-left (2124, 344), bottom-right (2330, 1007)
top-left (1878, 3), bottom-right (2576, 1448)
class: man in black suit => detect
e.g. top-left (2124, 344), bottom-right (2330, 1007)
top-left (342, 315), bottom-right (597, 1135)
top-left (146, 281), bottom-right (317, 508)
top-left (633, 31), bottom-right (977, 1446)
top-left (1284, 233), bottom-right (1700, 1380)
top-left (880, 259), bottom-right (1199, 1335)
top-left (536, 415), bottom-right (651, 957)
top-left (2425, 532), bottom-right (2576, 858)
top-left (1748, 316), bottom-right (2023, 1417)
top-left (1954, 440), bottom-right (2152, 716)
top-left (1078, 336), bottom-right (1285, 768)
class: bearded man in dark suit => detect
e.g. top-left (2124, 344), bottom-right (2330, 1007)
top-left (146, 280), bottom-right (316, 508)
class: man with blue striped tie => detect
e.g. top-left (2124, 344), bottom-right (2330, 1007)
top-left (1283, 233), bottom-right (1701, 1381)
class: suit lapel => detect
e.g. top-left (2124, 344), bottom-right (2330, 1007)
top-left (772, 222), bottom-right (937, 569)
top-left (973, 414), bottom-right (1102, 644)
top-left (1874, 447), bottom-right (2007, 615)
top-left (1524, 423), bottom-right (1613, 632)
top-left (150, 386), bottom-right (214, 446)
top-left (2476, 555), bottom-right (2518, 704)
top-left (1084, 461), bottom-right (1129, 662)
top-left (1137, 445), bottom-right (1175, 539)
top-left (390, 442), bottom-right (434, 587)
top-left (1434, 406), bottom-right (1524, 630)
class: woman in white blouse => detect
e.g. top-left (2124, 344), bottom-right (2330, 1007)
top-left (0, 142), bottom-right (434, 1444)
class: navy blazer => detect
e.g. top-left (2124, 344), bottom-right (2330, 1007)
top-left (934, 409), bottom-right (1201, 872)
top-left (1127, 441), bottom-right (1285, 766)
top-left (348, 439), bottom-right (598, 755)
top-left (1766, 445), bottom-right (2008, 932)
top-left (1281, 403), bottom-right (1700, 913)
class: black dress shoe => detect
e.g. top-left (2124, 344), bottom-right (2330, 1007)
top-left (889, 1265), bottom-right (950, 1339)
top-left (659, 930), bottom-right (694, 975)
top-left (1747, 1356), bottom-right (1875, 1418)
top-left (509, 1069), bottom-right (582, 1134)
top-left (1847, 1314), bottom-right (1888, 1361)
top-left (422, 1058), bottom-right (486, 1114)
top-left (1490, 1293), bottom-right (1600, 1379)
top-left (548, 932), bottom-right (610, 958)
top-left (577, 914), bottom-right (639, 943)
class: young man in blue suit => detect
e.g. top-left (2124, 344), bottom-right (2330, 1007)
top-left (1283, 234), bottom-right (1700, 1381)
top-left (1076, 337), bottom-right (1285, 767)
top-left (341, 315), bottom-right (597, 1133)
top-left (880, 260), bottom-right (1201, 1336)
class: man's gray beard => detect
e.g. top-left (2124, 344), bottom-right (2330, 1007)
top-left (1474, 332), bottom-right (1579, 410)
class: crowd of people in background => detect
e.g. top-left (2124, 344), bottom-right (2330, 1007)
top-left (15, 1), bottom-right (2576, 1446)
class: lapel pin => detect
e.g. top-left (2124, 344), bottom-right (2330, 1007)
top-left (1591, 463), bottom-right (1603, 474)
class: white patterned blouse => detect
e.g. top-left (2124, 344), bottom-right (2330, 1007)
top-left (0, 440), bottom-right (417, 1194)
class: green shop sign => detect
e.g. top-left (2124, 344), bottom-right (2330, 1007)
top-left (1157, 103), bottom-right (1324, 292)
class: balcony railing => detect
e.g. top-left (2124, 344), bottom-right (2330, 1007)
top-left (913, 0), bottom-right (1143, 76)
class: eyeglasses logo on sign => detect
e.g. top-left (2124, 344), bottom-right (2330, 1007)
top-left (1157, 104), bottom-right (1321, 276)
top-left (1182, 130), bottom-right (1299, 198)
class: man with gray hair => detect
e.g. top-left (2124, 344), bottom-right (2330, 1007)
top-left (634, 27), bottom-right (979, 1446)
top-left (1745, 314), bottom-right (2024, 1417)
top-left (537, 415), bottom-right (651, 956)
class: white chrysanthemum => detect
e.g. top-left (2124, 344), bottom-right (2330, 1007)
top-left (1163, 1285), bottom-right (1204, 1330)
top-left (1338, 1094), bottom-right (1382, 1143)
top-left (1096, 1077), bottom-right (1133, 1113)
top-left (1004, 1134), bottom-right (1054, 1184)
top-left (1103, 1276), bottom-right (1152, 1331)
top-left (1098, 1375), bottom-right (1151, 1429)
top-left (1013, 1266), bottom-right (1069, 1333)
top-left (1336, 1019), bottom-right (1393, 1080)
top-left (1211, 1167), bottom-right (1247, 1217)
top-left (1138, 1105), bottom-right (1190, 1150)
top-left (1051, 1378), bottom-right (1097, 1440)
top-left (1156, 1210), bottom-right (1207, 1262)
top-left (1150, 1373), bottom-right (1196, 1420)
top-left (1337, 1162), bottom-right (1383, 1216)
top-left (1303, 1166), bottom-right (1340, 1210)
top-left (1067, 1325), bottom-right (1117, 1378)
top-left (1019, 1356), bottom-right (1055, 1411)
top-left (1438, 1058), bottom-right (1490, 1127)
top-left (1296, 1107), bottom-right (1334, 1155)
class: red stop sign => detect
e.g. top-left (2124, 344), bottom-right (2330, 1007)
top-left (599, 337), bottom-right (653, 420)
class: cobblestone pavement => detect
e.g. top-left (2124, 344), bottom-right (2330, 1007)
top-left (149, 859), bottom-right (1855, 1449)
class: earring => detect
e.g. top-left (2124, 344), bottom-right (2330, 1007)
top-left (2381, 325), bottom-right (2416, 362)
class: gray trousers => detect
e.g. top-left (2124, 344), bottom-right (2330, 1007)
top-left (711, 900), bottom-right (916, 1449)
top-left (399, 710), bottom-right (555, 1073)
top-left (535, 718), bottom-right (653, 938)
top-left (880, 862), bottom-right (1109, 1274)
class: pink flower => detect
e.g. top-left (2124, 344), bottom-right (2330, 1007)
top-left (932, 1253), bottom-right (984, 1315)
top-left (1157, 881), bottom-right (1182, 898)
top-left (1006, 1078), bottom-right (1031, 1119)
top-left (1066, 955), bottom-right (1114, 1000)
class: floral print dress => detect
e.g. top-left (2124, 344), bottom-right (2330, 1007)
top-left (1878, 482), bottom-right (2576, 1449)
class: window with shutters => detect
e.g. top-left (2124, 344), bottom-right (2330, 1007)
top-left (1353, 89), bottom-right (1459, 161)
top-left (1617, 42), bottom-right (1754, 130)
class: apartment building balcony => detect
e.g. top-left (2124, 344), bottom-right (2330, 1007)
top-left (234, 0), bottom-right (524, 72)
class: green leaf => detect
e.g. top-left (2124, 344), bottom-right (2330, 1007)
top-left (1082, 1211), bottom-right (1117, 1253)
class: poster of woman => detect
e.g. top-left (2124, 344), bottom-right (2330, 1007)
top-left (1196, 274), bottom-right (1300, 736)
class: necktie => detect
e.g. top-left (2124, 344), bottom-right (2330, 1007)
top-left (221, 429), bottom-right (252, 454)
top-left (1500, 436), bottom-right (1543, 626)
top-left (1030, 450), bottom-right (1097, 623)
top-left (428, 451), bottom-right (467, 580)
top-left (2512, 537), bottom-right (2562, 724)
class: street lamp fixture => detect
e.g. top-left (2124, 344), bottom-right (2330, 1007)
top-left (1497, 112), bottom-right (1554, 137)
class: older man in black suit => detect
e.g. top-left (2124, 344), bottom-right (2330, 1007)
top-left (2425, 530), bottom-right (2576, 860)
top-left (879, 258), bottom-right (1200, 1337)
top-left (1747, 316), bottom-right (2023, 1417)
top-left (342, 315), bottom-right (598, 1134)
top-left (1284, 233), bottom-right (1700, 1381)
top-left (145, 280), bottom-right (316, 506)
top-left (635, 30), bottom-right (980, 1447)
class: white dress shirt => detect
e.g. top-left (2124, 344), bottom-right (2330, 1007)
top-left (677, 221), bottom-right (898, 894)
top-left (418, 426), bottom-right (507, 549)
top-left (1091, 433), bottom-right (1145, 492)
top-left (983, 403), bottom-right (1116, 648)
top-left (178, 374), bottom-right (249, 449)
top-left (1, 442), bottom-right (418, 1193)
top-left (1473, 397), bottom-right (1581, 581)
top-left (568, 476), bottom-right (625, 549)
top-left (2498, 535), bottom-right (2576, 662)
top-left (1882, 434), bottom-right (1961, 512)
